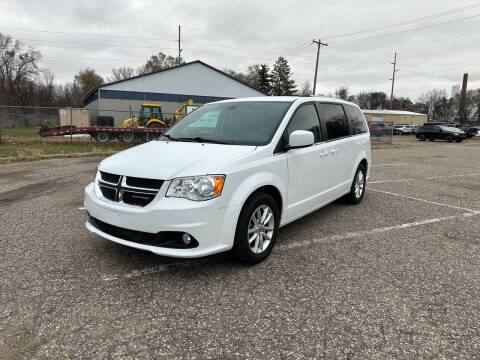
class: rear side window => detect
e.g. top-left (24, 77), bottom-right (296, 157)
top-left (317, 103), bottom-right (349, 140)
top-left (287, 104), bottom-right (322, 143)
top-left (344, 105), bottom-right (368, 135)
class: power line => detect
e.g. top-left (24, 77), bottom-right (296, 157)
top-left (323, 2), bottom-right (480, 40)
top-left (329, 13), bottom-right (480, 44)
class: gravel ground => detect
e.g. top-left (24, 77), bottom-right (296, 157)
top-left (1, 139), bottom-right (479, 359)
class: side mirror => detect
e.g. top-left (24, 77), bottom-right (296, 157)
top-left (288, 130), bottom-right (314, 148)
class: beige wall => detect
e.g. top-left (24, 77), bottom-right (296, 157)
top-left (363, 112), bottom-right (427, 126)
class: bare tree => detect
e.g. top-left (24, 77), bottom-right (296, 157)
top-left (0, 33), bottom-right (41, 105)
top-left (418, 89), bottom-right (448, 121)
top-left (108, 66), bottom-right (135, 82)
top-left (300, 81), bottom-right (312, 95)
top-left (335, 86), bottom-right (348, 100)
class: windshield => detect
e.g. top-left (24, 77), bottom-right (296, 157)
top-left (440, 126), bottom-right (460, 131)
top-left (162, 101), bottom-right (293, 145)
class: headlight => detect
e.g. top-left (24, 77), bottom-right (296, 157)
top-left (166, 175), bottom-right (225, 201)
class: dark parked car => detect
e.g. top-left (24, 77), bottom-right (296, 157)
top-left (455, 125), bottom-right (477, 138)
top-left (416, 125), bottom-right (466, 142)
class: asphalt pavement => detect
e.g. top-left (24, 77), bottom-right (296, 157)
top-left (1, 138), bottom-right (480, 359)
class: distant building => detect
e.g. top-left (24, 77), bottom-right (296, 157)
top-left (451, 84), bottom-right (460, 98)
top-left (84, 60), bottom-right (265, 126)
top-left (362, 109), bottom-right (427, 126)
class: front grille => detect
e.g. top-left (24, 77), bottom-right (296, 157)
top-left (126, 176), bottom-right (163, 190)
top-left (97, 174), bottom-right (163, 207)
top-left (88, 215), bottom-right (199, 248)
top-left (99, 185), bottom-right (116, 201)
top-left (100, 171), bottom-right (120, 184)
top-left (122, 190), bottom-right (156, 207)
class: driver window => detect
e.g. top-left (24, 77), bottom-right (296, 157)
top-left (287, 104), bottom-right (321, 143)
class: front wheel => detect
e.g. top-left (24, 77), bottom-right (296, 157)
top-left (445, 135), bottom-right (453, 143)
top-left (344, 164), bottom-right (366, 205)
top-left (232, 192), bottom-right (279, 264)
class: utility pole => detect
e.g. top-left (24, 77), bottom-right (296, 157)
top-left (458, 73), bottom-right (468, 124)
top-left (389, 52), bottom-right (399, 109)
top-left (312, 39), bottom-right (328, 95)
top-left (177, 25), bottom-right (182, 65)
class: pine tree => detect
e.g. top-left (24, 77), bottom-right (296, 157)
top-left (257, 63), bottom-right (272, 95)
top-left (271, 57), bottom-right (297, 96)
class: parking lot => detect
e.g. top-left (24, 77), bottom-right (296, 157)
top-left (1, 139), bottom-right (480, 359)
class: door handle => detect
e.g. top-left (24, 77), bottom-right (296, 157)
top-left (330, 148), bottom-right (339, 155)
top-left (319, 150), bottom-right (329, 158)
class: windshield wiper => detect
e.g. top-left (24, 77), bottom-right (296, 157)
top-left (161, 134), bottom-right (178, 141)
top-left (177, 137), bottom-right (231, 144)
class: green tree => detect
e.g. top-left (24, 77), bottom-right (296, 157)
top-left (74, 68), bottom-right (103, 95)
top-left (140, 52), bottom-right (183, 74)
top-left (257, 64), bottom-right (272, 94)
top-left (271, 57), bottom-right (297, 96)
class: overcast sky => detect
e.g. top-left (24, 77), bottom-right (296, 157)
top-left (1, 0), bottom-right (479, 100)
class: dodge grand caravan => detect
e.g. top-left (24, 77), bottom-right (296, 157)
top-left (85, 97), bottom-right (371, 263)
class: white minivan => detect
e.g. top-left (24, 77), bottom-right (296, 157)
top-left (85, 97), bottom-right (371, 263)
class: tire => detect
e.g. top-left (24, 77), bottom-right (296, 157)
top-left (429, 138), bottom-right (434, 141)
top-left (418, 134), bottom-right (425, 141)
top-left (445, 135), bottom-right (453, 143)
top-left (344, 164), bottom-right (366, 205)
top-left (147, 122), bottom-right (162, 128)
top-left (232, 192), bottom-right (279, 264)
top-left (95, 132), bottom-right (110, 143)
top-left (120, 132), bottom-right (134, 143)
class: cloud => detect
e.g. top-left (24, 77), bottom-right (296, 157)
top-left (1, 0), bottom-right (479, 100)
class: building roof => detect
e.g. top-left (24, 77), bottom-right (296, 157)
top-left (361, 109), bottom-right (426, 116)
top-left (83, 60), bottom-right (266, 102)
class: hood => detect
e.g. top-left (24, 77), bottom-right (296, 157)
top-left (99, 140), bottom-right (256, 179)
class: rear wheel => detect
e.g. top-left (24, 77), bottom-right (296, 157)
top-left (344, 164), bottom-right (366, 205)
top-left (119, 132), bottom-right (134, 143)
top-left (232, 192), bottom-right (279, 264)
top-left (95, 132), bottom-right (110, 143)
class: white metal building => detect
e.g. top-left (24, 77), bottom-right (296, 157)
top-left (84, 60), bottom-right (266, 126)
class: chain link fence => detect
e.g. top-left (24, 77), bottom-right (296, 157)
top-left (0, 105), bottom-right (179, 144)
top-left (368, 121), bottom-right (394, 143)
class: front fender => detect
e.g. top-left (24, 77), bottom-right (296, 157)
top-left (228, 170), bottom-right (287, 221)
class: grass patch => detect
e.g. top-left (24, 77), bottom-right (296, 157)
top-left (1, 127), bottom-right (40, 137)
top-left (0, 142), bottom-right (133, 160)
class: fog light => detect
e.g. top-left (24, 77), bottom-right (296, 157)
top-left (182, 233), bottom-right (192, 245)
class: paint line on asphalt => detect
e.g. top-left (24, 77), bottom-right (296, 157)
top-left (101, 259), bottom-right (211, 282)
top-left (371, 163), bottom-right (408, 167)
top-left (368, 187), bottom-right (479, 213)
top-left (370, 173), bottom-right (480, 184)
top-left (369, 179), bottom-right (415, 184)
top-left (279, 211), bottom-right (480, 250)
top-left (78, 207), bottom-right (86, 211)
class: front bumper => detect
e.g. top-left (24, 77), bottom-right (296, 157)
top-left (84, 182), bottom-right (239, 258)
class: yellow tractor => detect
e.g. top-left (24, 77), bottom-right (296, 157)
top-left (121, 104), bottom-right (169, 128)
top-left (172, 99), bottom-right (200, 123)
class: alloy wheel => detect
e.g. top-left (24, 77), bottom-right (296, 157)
top-left (247, 205), bottom-right (275, 254)
top-left (355, 170), bottom-right (365, 199)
